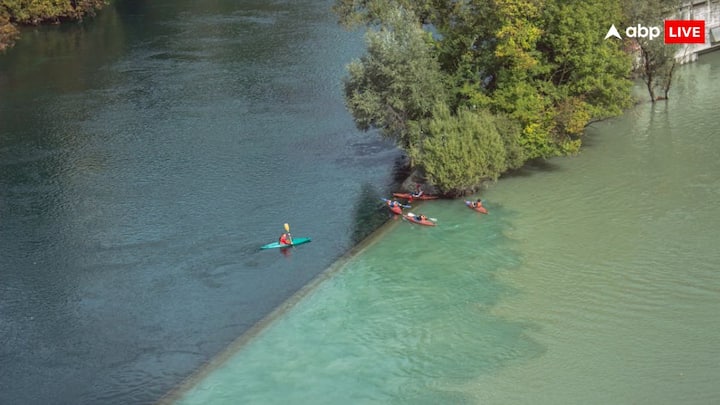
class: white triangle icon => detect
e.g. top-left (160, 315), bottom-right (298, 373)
top-left (605, 24), bottom-right (622, 40)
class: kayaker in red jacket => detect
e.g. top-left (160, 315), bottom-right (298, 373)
top-left (279, 232), bottom-right (292, 246)
top-left (471, 199), bottom-right (483, 209)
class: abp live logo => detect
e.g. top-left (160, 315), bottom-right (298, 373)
top-left (664, 20), bottom-right (705, 44)
top-left (605, 20), bottom-right (705, 44)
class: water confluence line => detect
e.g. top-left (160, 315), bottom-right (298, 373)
top-left (156, 210), bottom-right (412, 404)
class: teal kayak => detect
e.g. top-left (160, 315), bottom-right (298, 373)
top-left (260, 237), bottom-right (312, 250)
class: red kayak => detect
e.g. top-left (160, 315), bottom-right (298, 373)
top-left (381, 198), bottom-right (407, 215)
top-left (387, 202), bottom-right (402, 215)
top-left (465, 200), bottom-right (488, 214)
top-left (392, 193), bottom-right (439, 201)
top-left (403, 212), bottom-right (436, 226)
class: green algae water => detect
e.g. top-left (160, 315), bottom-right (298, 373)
top-left (173, 54), bottom-right (720, 404)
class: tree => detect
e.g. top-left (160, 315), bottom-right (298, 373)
top-left (636, 38), bottom-right (680, 101)
top-left (333, 0), bottom-right (447, 28)
top-left (0, 0), bottom-right (107, 51)
top-left (418, 103), bottom-right (523, 196)
top-left (487, 0), bottom-right (633, 158)
top-left (343, 7), bottom-right (447, 154)
top-left (335, 0), bottom-right (636, 195)
top-left (622, 0), bottom-right (682, 102)
top-left (0, 13), bottom-right (19, 52)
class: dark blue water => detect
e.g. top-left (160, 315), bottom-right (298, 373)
top-left (0, 1), bottom-right (399, 403)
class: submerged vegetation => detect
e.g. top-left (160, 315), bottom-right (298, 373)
top-left (0, 0), bottom-right (107, 51)
top-left (335, 0), bottom-right (673, 195)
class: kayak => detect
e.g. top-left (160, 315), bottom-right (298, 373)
top-left (380, 198), bottom-right (407, 215)
top-left (388, 203), bottom-right (402, 215)
top-left (392, 193), bottom-right (439, 201)
top-left (260, 237), bottom-right (312, 250)
top-left (403, 212), bottom-right (436, 226)
top-left (465, 200), bottom-right (488, 214)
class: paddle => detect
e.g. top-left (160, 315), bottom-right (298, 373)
top-left (406, 212), bottom-right (438, 222)
top-left (284, 223), bottom-right (293, 245)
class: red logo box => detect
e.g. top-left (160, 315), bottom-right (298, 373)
top-left (664, 20), bottom-right (705, 44)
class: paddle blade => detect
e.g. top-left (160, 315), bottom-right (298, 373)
top-left (284, 223), bottom-right (290, 232)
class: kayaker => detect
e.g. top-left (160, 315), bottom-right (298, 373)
top-left (279, 232), bottom-right (292, 246)
top-left (411, 184), bottom-right (424, 198)
top-left (471, 199), bottom-right (483, 209)
top-left (388, 200), bottom-right (398, 208)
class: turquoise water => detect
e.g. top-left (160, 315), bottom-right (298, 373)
top-left (173, 214), bottom-right (534, 404)
top-left (173, 53), bottom-right (720, 404)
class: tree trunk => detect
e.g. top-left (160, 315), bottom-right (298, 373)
top-left (640, 43), bottom-right (656, 102)
top-left (645, 73), bottom-right (656, 102)
top-left (663, 60), bottom-right (676, 99)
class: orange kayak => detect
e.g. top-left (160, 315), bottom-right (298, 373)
top-left (392, 193), bottom-right (439, 200)
top-left (403, 213), bottom-right (436, 226)
top-left (465, 200), bottom-right (488, 214)
top-left (380, 198), bottom-right (408, 215)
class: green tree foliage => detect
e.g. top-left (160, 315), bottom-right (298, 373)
top-left (0, 0), bottom-right (107, 51)
top-left (336, 0), bottom-right (635, 194)
top-left (0, 14), bottom-right (19, 52)
top-left (343, 7), bottom-right (447, 152)
top-left (420, 103), bottom-right (523, 196)
top-left (333, 0), bottom-right (442, 28)
top-left (486, 0), bottom-right (633, 158)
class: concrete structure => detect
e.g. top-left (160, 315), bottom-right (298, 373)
top-left (676, 0), bottom-right (720, 63)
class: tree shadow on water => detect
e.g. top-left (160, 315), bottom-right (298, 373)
top-left (349, 182), bottom-right (396, 245)
top-left (390, 153), bottom-right (412, 185)
top-left (501, 158), bottom-right (564, 179)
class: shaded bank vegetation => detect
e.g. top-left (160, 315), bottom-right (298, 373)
top-left (335, 0), bottom-right (677, 196)
top-left (0, 0), bottom-right (107, 51)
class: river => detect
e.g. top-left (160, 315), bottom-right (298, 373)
top-left (3, 2), bottom-right (719, 405)
top-left (172, 54), bottom-right (720, 403)
top-left (0, 1), bottom-right (399, 404)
